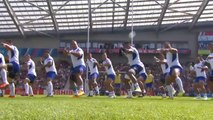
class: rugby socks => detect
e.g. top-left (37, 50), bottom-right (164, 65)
top-left (48, 81), bottom-right (53, 96)
top-left (89, 90), bottom-right (93, 96)
top-left (46, 86), bottom-right (49, 95)
top-left (134, 83), bottom-right (140, 89)
top-left (176, 77), bottom-right (184, 92)
top-left (95, 86), bottom-right (99, 94)
top-left (73, 86), bottom-right (78, 95)
top-left (24, 83), bottom-right (29, 95)
top-left (79, 85), bottom-right (84, 91)
top-left (204, 93), bottom-right (207, 98)
top-left (1, 69), bottom-right (8, 84)
top-left (127, 89), bottom-right (133, 97)
top-left (29, 86), bottom-right (33, 95)
top-left (166, 85), bottom-right (173, 99)
top-left (196, 94), bottom-right (201, 99)
top-left (109, 91), bottom-right (115, 97)
top-left (10, 83), bottom-right (15, 96)
top-left (172, 86), bottom-right (176, 95)
top-left (162, 93), bottom-right (166, 98)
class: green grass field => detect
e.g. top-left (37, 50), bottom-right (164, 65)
top-left (0, 95), bottom-right (212, 120)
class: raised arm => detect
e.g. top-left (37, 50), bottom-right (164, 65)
top-left (102, 59), bottom-right (112, 68)
top-left (70, 49), bottom-right (83, 58)
top-left (168, 47), bottom-right (178, 53)
top-left (201, 66), bottom-right (208, 72)
top-left (120, 47), bottom-right (134, 54)
top-left (45, 61), bottom-right (53, 68)
top-left (161, 48), bottom-right (177, 53)
top-left (206, 56), bottom-right (213, 60)
top-left (103, 62), bottom-right (111, 67)
top-left (63, 48), bottom-right (70, 56)
top-left (40, 58), bottom-right (53, 68)
top-left (154, 56), bottom-right (167, 64)
top-left (1, 42), bottom-right (13, 51)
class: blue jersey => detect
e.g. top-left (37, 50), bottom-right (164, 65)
top-left (7, 45), bottom-right (19, 64)
top-left (160, 59), bottom-right (170, 74)
top-left (125, 46), bottom-right (144, 67)
top-left (166, 51), bottom-right (182, 68)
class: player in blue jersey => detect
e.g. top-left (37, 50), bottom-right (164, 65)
top-left (121, 42), bottom-right (147, 98)
top-left (87, 53), bottom-right (99, 97)
top-left (0, 52), bottom-right (8, 97)
top-left (100, 52), bottom-right (116, 98)
top-left (63, 40), bottom-right (86, 97)
top-left (1, 40), bottom-right (20, 98)
top-left (205, 43), bottom-right (213, 97)
top-left (22, 55), bottom-right (37, 96)
top-left (160, 42), bottom-right (185, 98)
top-left (40, 50), bottom-right (57, 97)
top-left (190, 56), bottom-right (208, 100)
top-left (154, 53), bottom-right (176, 98)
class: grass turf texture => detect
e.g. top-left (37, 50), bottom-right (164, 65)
top-left (0, 96), bottom-right (212, 120)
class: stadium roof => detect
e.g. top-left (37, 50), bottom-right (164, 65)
top-left (0, 0), bottom-right (212, 38)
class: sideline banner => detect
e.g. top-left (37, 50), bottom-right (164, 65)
top-left (198, 32), bottom-right (213, 55)
top-left (0, 47), bottom-right (191, 57)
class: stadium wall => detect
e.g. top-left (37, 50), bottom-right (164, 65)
top-left (62, 29), bottom-right (197, 62)
top-left (2, 36), bottom-right (60, 48)
top-left (1, 29), bottom-right (197, 63)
